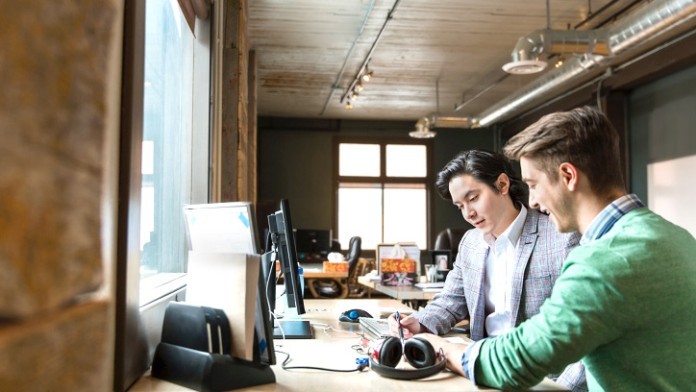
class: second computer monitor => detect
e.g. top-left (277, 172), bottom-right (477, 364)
top-left (294, 228), bottom-right (332, 263)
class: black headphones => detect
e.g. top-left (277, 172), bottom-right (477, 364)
top-left (368, 336), bottom-right (446, 380)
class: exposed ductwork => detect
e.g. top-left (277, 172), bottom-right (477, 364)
top-left (409, 113), bottom-right (472, 138)
top-left (503, 29), bottom-right (610, 74)
top-left (477, 0), bottom-right (696, 127)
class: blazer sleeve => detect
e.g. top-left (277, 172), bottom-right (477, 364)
top-left (411, 230), bottom-right (476, 334)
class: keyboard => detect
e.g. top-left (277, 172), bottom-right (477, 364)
top-left (358, 317), bottom-right (391, 338)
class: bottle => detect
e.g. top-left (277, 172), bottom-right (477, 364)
top-left (298, 265), bottom-right (305, 296)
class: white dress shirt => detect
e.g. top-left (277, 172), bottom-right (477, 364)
top-left (482, 205), bottom-right (527, 337)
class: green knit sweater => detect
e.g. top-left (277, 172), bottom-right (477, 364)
top-left (474, 208), bottom-right (696, 391)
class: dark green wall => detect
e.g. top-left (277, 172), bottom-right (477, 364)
top-left (258, 118), bottom-right (495, 248)
top-left (430, 127), bottom-right (495, 234)
top-left (629, 64), bottom-right (696, 202)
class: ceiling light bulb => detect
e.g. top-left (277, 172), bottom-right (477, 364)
top-left (355, 83), bottom-right (364, 92)
top-left (362, 70), bottom-right (373, 82)
top-left (350, 91), bottom-right (359, 100)
top-left (345, 101), bottom-right (353, 110)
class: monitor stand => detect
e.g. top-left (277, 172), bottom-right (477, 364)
top-left (273, 320), bottom-right (313, 339)
top-left (273, 306), bottom-right (313, 339)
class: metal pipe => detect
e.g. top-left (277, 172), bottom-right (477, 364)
top-left (476, 0), bottom-right (696, 126)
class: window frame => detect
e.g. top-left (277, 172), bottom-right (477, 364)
top-left (332, 136), bottom-right (434, 250)
top-left (116, 1), bottom-right (212, 389)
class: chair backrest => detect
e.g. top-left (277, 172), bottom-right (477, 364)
top-left (346, 236), bottom-right (362, 277)
top-left (433, 228), bottom-right (468, 258)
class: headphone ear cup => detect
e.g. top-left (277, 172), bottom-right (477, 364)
top-left (378, 337), bottom-right (403, 368)
top-left (403, 337), bottom-right (436, 369)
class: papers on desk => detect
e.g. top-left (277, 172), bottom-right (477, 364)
top-left (414, 282), bottom-right (444, 291)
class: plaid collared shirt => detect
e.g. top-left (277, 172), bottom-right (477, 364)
top-left (580, 193), bottom-right (645, 245)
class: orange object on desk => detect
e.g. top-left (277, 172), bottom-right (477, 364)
top-left (323, 261), bottom-right (349, 273)
top-left (380, 258), bottom-right (416, 273)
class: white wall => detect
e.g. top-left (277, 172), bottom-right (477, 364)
top-left (647, 154), bottom-right (696, 238)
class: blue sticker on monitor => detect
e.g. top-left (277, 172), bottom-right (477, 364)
top-left (238, 212), bottom-right (250, 228)
top-left (258, 338), bottom-right (267, 352)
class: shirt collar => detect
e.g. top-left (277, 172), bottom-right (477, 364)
top-left (580, 193), bottom-right (645, 245)
top-left (484, 204), bottom-right (528, 249)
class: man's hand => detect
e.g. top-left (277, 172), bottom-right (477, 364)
top-left (387, 313), bottom-right (423, 338)
top-left (417, 333), bottom-right (470, 377)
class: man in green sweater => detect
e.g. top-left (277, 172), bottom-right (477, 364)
top-left (419, 106), bottom-right (696, 390)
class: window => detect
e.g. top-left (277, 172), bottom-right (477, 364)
top-left (139, 0), bottom-right (210, 305)
top-left (336, 140), bottom-right (431, 249)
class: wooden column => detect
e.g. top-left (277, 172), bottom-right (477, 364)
top-left (218, 0), bottom-right (250, 202)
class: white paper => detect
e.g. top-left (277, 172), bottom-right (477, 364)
top-left (186, 252), bottom-right (259, 361)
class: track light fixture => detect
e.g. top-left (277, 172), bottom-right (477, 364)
top-left (337, 0), bottom-right (401, 110)
top-left (340, 64), bottom-right (375, 106)
top-left (345, 101), bottom-right (353, 110)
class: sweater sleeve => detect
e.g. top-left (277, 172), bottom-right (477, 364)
top-left (473, 247), bottom-right (628, 389)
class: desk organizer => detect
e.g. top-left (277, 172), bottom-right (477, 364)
top-left (152, 343), bottom-right (275, 391)
top-left (151, 302), bottom-right (275, 391)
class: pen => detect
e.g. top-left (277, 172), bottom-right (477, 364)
top-left (395, 311), bottom-right (405, 346)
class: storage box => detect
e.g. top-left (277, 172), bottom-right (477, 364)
top-left (323, 261), bottom-right (349, 273)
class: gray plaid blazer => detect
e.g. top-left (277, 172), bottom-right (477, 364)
top-left (413, 209), bottom-right (587, 391)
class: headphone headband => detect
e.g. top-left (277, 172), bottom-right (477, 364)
top-left (368, 336), bottom-right (447, 380)
top-left (369, 353), bottom-right (447, 380)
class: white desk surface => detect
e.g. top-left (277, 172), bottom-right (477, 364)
top-left (131, 299), bottom-right (566, 391)
top-left (358, 275), bottom-right (441, 301)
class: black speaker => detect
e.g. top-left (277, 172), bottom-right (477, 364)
top-left (368, 336), bottom-right (446, 380)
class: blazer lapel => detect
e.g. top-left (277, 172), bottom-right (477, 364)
top-left (510, 210), bottom-right (539, 326)
top-left (466, 240), bottom-right (489, 341)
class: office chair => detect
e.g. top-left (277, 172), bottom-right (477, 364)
top-left (307, 236), bottom-right (362, 299)
top-left (433, 228), bottom-right (468, 260)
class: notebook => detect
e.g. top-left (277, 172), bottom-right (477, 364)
top-left (358, 317), bottom-right (391, 338)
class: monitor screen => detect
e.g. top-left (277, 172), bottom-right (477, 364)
top-left (294, 228), bottom-right (332, 262)
top-left (266, 199), bottom-right (313, 339)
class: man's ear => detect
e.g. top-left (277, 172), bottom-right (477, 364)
top-left (496, 173), bottom-right (511, 195)
top-left (559, 162), bottom-right (578, 191)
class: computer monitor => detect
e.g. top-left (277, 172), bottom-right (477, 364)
top-left (265, 199), bottom-right (313, 339)
top-left (294, 228), bottom-right (332, 262)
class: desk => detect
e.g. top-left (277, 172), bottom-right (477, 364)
top-left (277, 263), bottom-right (350, 299)
top-left (358, 275), bottom-right (440, 309)
top-left (132, 299), bottom-right (565, 391)
top-left (302, 263), bottom-right (349, 299)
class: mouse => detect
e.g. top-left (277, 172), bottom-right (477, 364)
top-left (339, 308), bottom-right (373, 323)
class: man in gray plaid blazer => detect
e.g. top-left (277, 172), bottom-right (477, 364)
top-left (388, 150), bottom-right (586, 391)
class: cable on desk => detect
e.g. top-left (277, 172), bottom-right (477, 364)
top-left (275, 350), bottom-right (368, 373)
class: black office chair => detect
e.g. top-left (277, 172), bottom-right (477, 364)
top-left (433, 228), bottom-right (468, 260)
top-left (307, 236), bottom-right (361, 299)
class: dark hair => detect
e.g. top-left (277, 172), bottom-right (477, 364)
top-left (503, 105), bottom-right (625, 194)
top-left (435, 150), bottom-right (528, 207)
